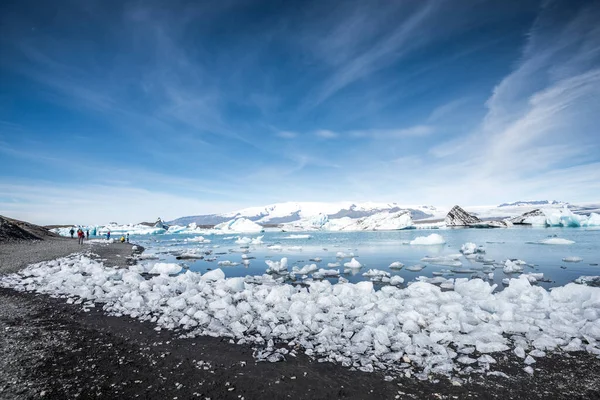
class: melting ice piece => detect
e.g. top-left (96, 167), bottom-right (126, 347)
top-left (503, 260), bottom-right (524, 274)
top-left (389, 275), bottom-right (404, 285)
top-left (265, 257), bottom-right (288, 274)
top-left (562, 256), bottom-right (583, 263)
top-left (148, 263), bottom-right (182, 275)
top-left (409, 234), bottom-right (446, 245)
top-left (460, 242), bottom-right (485, 255)
top-left (389, 261), bottom-right (404, 269)
top-left (362, 269), bottom-right (390, 282)
top-left (292, 264), bottom-right (318, 275)
top-left (327, 262), bottom-right (341, 268)
top-left (343, 258), bottom-right (362, 269)
top-left (536, 238), bottom-right (575, 245)
top-left (218, 260), bottom-right (240, 267)
top-left (406, 264), bottom-right (425, 272)
top-left (421, 256), bottom-right (462, 267)
top-left (574, 275), bottom-right (600, 286)
top-left (312, 269), bottom-right (340, 279)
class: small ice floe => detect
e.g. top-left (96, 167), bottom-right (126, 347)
top-left (336, 252), bottom-right (354, 259)
top-left (389, 261), bottom-right (404, 269)
top-left (265, 258), bottom-right (288, 274)
top-left (291, 264), bottom-right (318, 275)
top-left (267, 245), bottom-right (283, 251)
top-left (218, 260), bottom-right (240, 267)
top-left (562, 256), bottom-right (583, 263)
top-left (185, 236), bottom-right (211, 243)
top-left (362, 269), bottom-right (390, 282)
top-left (283, 234), bottom-right (311, 239)
top-left (312, 269), bottom-right (340, 279)
top-left (389, 275), bottom-right (404, 286)
top-left (309, 257), bottom-right (322, 262)
top-left (460, 242), bottom-right (485, 255)
top-left (409, 234), bottom-right (446, 245)
top-left (503, 259), bottom-right (525, 274)
top-left (574, 276), bottom-right (600, 286)
top-left (327, 262), bottom-right (341, 268)
top-left (534, 238), bottom-right (575, 245)
top-left (421, 255), bottom-right (462, 267)
top-left (521, 273), bottom-right (548, 283)
top-left (343, 258), bottom-right (362, 269)
top-left (287, 246), bottom-right (303, 251)
top-left (406, 264), bottom-right (425, 272)
top-left (148, 263), bottom-right (182, 275)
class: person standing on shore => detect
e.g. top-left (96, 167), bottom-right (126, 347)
top-left (86, 229), bottom-right (89, 240)
top-left (69, 227), bottom-right (75, 238)
top-left (106, 231), bottom-right (111, 240)
top-left (126, 233), bottom-right (129, 243)
top-left (77, 228), bottom-right (84, 245)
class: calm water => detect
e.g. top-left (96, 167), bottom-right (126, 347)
top-left (130, 227), bottom-right (600, 291)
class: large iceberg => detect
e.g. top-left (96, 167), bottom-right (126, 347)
top-left (214, 218), bottom-right (264, 233)
top-left (513, 206), bottom-right (600, 227)
top-left (282, 210), bottom-right (413, 232)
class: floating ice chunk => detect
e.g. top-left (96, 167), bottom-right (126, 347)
top-left (410, 234), bottom-right (446, 245)
top-left (218, 260), bottom-right (240, 267)
top-left (268, 245), bottom-right (283, 251)
top-left (389, 261), bottom-right (404, 269)
top-left (336, 252), bottom-right (354, 259)
top-left (389, 276), bottom-right (404, 285)
top-left (148, 263), bottom-right (182, 275)
top-left (460, 242), bottom-right (485, 255)
top-left (312, 269), bottom-right (340, 279)
top-left (309, 257), bottom-right (322, 262)
top-left (202, 269), bottom-right (225, 281)
top-left (405, 264), bottom-right (425, 272)
top-left (536, 238), bottom-right (575, 245)
top-left (287, 246), bottom-right (303, 251)
top-left (362, 269), bottom-right (390, 282)
top-left (574, 276), bottom-right (600, 286)
top-left (521, 273), bottom-right (544, 283)
top-left (292, 264), bottom-right (318, 275)
top-left (343, 258), bottom-right (362, 269)
top-left (327, 262), bottom-right (341, 268)
top-left (421, 256), bottom-right (462, 267)
top-left (562, 256), bottom-right (583, 263)
top-left (215, 218), bottom-right (263, 233)
top-left (283, 234), bottom-right (311, 239)
top-left (503, 260), bottom-right (524, 274)
top-left (185, 236), bottom-right (211, 243)
top-left (265, 258), bottom-right (288, 274)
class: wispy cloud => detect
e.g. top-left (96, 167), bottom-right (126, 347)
top-left (314, 130), bottom-right (339, 139)
top-left (276, 131), bottom-right (298, 139)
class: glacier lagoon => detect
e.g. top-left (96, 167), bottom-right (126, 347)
top-left (131, 227), bottom-right (600, 290)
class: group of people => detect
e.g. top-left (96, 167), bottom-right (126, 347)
top-left (69, 227), bottom-right (130, 244)
top-left (69, 227), bottom-right (89, 245)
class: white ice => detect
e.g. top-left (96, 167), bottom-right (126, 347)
top-left (410, 234), bottom-right (446, 246)
top-left (3, 255), bottom-right (600, 378)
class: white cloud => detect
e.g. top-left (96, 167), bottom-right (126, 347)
top-left (314, 129), bottom-right (339, 139)
top-left (276, 131), bottom-right (298, 139)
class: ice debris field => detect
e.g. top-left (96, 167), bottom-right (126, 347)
top-left (2, 253), bottom-right (600, 379)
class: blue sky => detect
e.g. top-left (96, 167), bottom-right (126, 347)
top-left (1, 0), bottom-right (599, 225)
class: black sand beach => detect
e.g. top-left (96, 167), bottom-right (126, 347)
top-left (1, 220), bottom-right (600, 399)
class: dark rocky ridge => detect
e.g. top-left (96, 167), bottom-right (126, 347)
top-left (0, 215), bottom-right (60, 243)
top-left (444, 205), bottom-right (482, 226)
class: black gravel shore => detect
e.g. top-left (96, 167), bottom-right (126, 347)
top-left (1, 238), bottom-right (600, 399)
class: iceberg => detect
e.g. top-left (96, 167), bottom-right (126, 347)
top-left (410, 234), bottom-right (446, 245)
top-left (215, 218), bottom-right (264, 233)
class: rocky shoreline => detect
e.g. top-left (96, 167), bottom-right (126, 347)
top-left (1, 236), bottom-right (600, 399)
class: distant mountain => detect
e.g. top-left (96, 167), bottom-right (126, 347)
top-left (498, 200), bottom-right (563, 207)
top-left (168, 202), bottom-right (437, 226)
